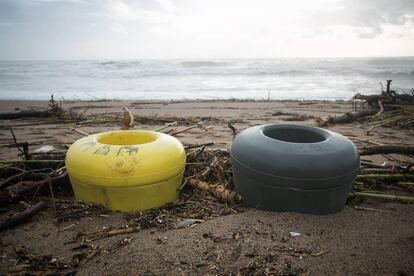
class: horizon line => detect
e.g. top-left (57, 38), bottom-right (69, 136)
top-left (0, 55), bottom-right (413, 62)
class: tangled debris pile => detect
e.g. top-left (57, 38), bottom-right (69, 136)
top-left (7, 246), bottom-right (75, 275)
top-left (124, 147), bottom-right (243, 231)
top-left (1, 143), bottom-right (413, 234)
top-left (316, 80), bottom-right (414, 128)
top-left (355, 105), bottom-right (414, 129)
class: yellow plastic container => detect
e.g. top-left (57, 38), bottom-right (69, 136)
top-left (65, 130), bottom-right (186, 212)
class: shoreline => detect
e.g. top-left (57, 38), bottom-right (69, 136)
top-left (0, 98), bottom-right (352, 103)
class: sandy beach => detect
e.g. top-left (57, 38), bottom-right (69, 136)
top-left (0, 99), bottom-right (413, 275)
top-left (1, 0), bottom-right (414, 274)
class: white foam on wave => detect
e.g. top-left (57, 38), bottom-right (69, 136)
top-left (0, 58), bottom-right (413, 100)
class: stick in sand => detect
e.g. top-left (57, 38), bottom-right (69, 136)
top-left (0, 201), bottom-right (48, 231)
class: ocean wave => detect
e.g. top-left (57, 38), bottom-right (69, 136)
top-left (181, 61), bottom-right (232, 67)
top-left (99, 61), bottom-right (141, 69)
top-left (366, 70), bottom-right (414, 77)
top-left (1, 58), bottom-right (413, 101)
top-left (100, 61), bottom-right (116, 66)
top-left (248, 69), bottom-right (311, 76)
top-left (363, 57), bottom-right (414, 66)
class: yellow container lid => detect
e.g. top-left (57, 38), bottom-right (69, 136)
top-left (66, 130), bottom-right (186, 187)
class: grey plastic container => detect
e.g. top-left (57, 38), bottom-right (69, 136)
top-left (230, 124), bottom-right (360, 215)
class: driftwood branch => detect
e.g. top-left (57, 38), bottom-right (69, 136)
top-left (188, 179), bottom-right (241, 204)
top-left (356, 174), bottom-right (414, 181)
top-left (82, 226), bottom-right (141, 242)
top-left (71, 127), bottom-right (90, 136)
top-left (0, 172), bottom-right (48, 190)
top-left (10, 129), bottom-right (31, 160)
top-left (0, 110), bottom-right (53, 120)
top-left (154, 122), bottom-right (178, 132)
top-left (227, 123), bottom-right (238, 140)
top-left (0, 95), bottom-right (63, 120)
top-left (376, 99), bottom-right (384, 116)
top-left (170, 125), bottom-right (198, 136)
top-left (0, 201), bottom-right (48, 231)
top-left (184, 142), bottom-right (214, 150)
top-left (0, 160), bottom-right (63, 165)
top-left (359, 145), bottom-right (414, 156)
top-left (0, 172), bottom-right (68, 206)
top-left (315, 108), bottom-right (378, 127)
top-left (351, 192), bottom-right (414, 203)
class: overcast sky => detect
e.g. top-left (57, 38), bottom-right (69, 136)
top-left (0, 0), bottom-right (413, 60)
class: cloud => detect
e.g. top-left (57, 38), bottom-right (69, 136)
top-left (308, 0), bottom-right (414, 38)
top-left (105, 0), bottom-right (176, 24)
top-left (31, 0), bottom-right (88, 3)
top-left (110, 22), bottom-right (127, 34)
top-left (157, 0), bottom-right (176, 12)
top-left (0, 0), bottom-right (413, 59)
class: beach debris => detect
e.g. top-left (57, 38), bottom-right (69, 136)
top-left (281, 113), bottom-right (316, 121)
top-left (184, 142), bottom-right (214, 150)
top-left (0, 139), bottom-right (412, 216)
top-left (55, 199), bottom-right (110, 223)
top-left (121, 106), bottom-right (134, 130)
top-left (272, 111), bottom-right (293, 116)
top-left (154, 121), bottom-right (178, 132)
top-left (356, 173), bottom-right (414, 181)
top-left (0, 201), bottom-right (48, 231)
top-left (352, 93), bottom-right (391, 110)
top-left (187, 179), bottom-right (241, 204)
top-left (48, 94), bottom-right (64, 117)
top-left (155, 236), bottom-right (168, 244)
top-left (78, 225), bottom-right (141, 242)
top-left (33, 145), bottom-right (55, 153)
top-left (175, 218), bottom-right (204, 228)
top-left (9, 128), bottom-right (31, 160)
top-left (202, 232), bottom-right (222, 242)
top-left (237, 250), bottom-right (308, 275)
top-left (0, 170), bottom-right (68, 205)
top-left (310, 250), bottom-right (327, 257)
top-left (353, 206), bottom-right (387, 212)
top-left (170, 124), bottom-right (199, 136)
top-left (0, 94), bottom-right (64, 120)
top-left (315, 108), bottom-right (378, 127)
top-left (351, 192), bottom-right (414, 203)
top-left (7, 242), bottom-right (105, 274)
top-left (272, 111), bottom-right (316, 121)
top-left (135, 115), bottom-right (222, 126)
top-left (227, 122), bottom-right (238, 139)
top-left (317, 80), bottom-right (414, 128)
top-left (0, 109), bottom-right (55, 120)
top-left (71, 127), bottom-right (90, 136)
top-left (289, 232), bottom-right (301, 237)
top-left (7, 246), bottom-right (75, 274)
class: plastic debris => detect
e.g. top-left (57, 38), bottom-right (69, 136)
top-left (289, 231), bottom-right (301, 237)
top-left (33, 145), bottom-right (55, 153)
top-left (175, 219), bottom-right (204, 229)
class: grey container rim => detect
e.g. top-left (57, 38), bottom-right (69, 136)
top-left (259, 124), bottom-right (332, 145)
top-left (230, 123), bottom-right (360, 180)
top-left (231, 153), bottom-right (360, 184)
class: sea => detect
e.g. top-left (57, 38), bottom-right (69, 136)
top-left (0, 57), bottom-right (413, 101)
